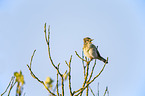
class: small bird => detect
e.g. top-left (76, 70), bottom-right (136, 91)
top-left (83, 37), bottom-right (108, 63)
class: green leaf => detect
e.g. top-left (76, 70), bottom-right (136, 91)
top-left (14, 70), bottom-right (25, 85)
top-left (45, 77), bottom-right (53, 85)
top-left (63, 70), bottom-right (68, 80)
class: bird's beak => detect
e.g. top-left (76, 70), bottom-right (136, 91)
top-left (91, 39), bottom-right (94, 41)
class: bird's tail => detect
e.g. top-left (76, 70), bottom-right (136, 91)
top-left (98, 56), bottom-right (108, 64)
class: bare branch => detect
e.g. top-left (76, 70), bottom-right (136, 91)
top-left (89, 86), bottom-right (95, 96)
top-left (86, 86), bottom-right (89, 96)
top-left (103, 86), bottom-right (109, 96)
top-left (65, 61), bottom-right (69, 67)
top-left (75, 51), bottom-right (87, 62)
top-left (30, 50), bottom-right (36, 68)
top-left (82, 51), bottom-right (86, 76)
top-left (82, 62), bottom-right (89, 88)
top-left (56, 72), bottom-right (59, 96)
top-left (44, 24), bottom-right (63, 77)
top-left (80, 59), bottom-right (92, 96)
top-left (67, 55), bottom-right (73, 96)
top-left (27, 50), bottom-right (56, 96)
top-left (56, 64), bottom-right (64, 96)
top-left (1, 76), bottom-right (15, 96)
top-left (65, 56), bottom-right (73, 96)
top-left (87, 57), bottom-right (108, 84)
top-left (74, 57), bottom-right (108, 95)
top-left (44, 23), bottom-right (65, 95)
top-left (44, 24), bottom-right (57, 70)
top-left (88, 60), bottom-right (97, 82)
top-left (97, 82), bottom-right (99, 96)
top-left (8, 78), bottom-right (16, 96)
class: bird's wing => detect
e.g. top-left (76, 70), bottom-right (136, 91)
top-left (88, 44), bottom-right (99, 58)
top-left (96, 47), bottom-right (101, 57)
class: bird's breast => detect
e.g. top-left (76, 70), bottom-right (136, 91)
top-left (83, 47), bottom-right (92, 59)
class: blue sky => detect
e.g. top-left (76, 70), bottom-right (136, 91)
top-left (0, 0), bottom-right (145, 96)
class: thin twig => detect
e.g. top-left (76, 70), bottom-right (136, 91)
top-left (103, 86), bottom-right (108, 96)
top-left (1, 76), bottom-right (15, 96)
top-left (107, 88), bottom-right (109, 96)
top-left (44, 24), bottom-right (62, 77)
top-left (86, 86), bottom-right (89, 96)
top-left (56, 72), bottom-right (59, 96)
top-left (57, 64), bottom-right (64, 96)
top-left (75, 51), bottom-right (87, 62)
top-left (97, 82), bottom-right (99, 96)
top-left (80, 60), bottom-right (91, 96)
top-left (68, 56), bottom-right (73, 96)
top-left (30, 50), bottom-right (36, 68)
top-left (82, 50), bottom-right (86, 76)
top-left (44, 23), bottom-right (64, 96)
top-left (87, 58), bottom-right (108, 84)
top-left (89, 86), bottom-right (95, 96)
top-left (27, 65), bottom-right (56, 96)
top-left (57, 64), bottom-right (61, 96)
top-left (27, 50), bottom-right (56, 96)
top-left (53, 64), bottom-right (61, 94)
top-left (65, 61), bottom-right (69, 67)
top-left (44, 23), bottom-right (48, 44)
top-left (88, 60), bottom-right (97, 82)
top-left (65, 56), bottom-right (73, 96)
top-left (44, 24), bottom-right (57, 70)
top-left (8, 79), bottom-right (16, 96)
top-left (74, 57), bottom-right (108, 95)
top-left (60, 76), bottom-right (64, 96)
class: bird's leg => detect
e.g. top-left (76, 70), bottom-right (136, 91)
top-left (90, 58), bottom-right (93, 61)
top-left (87, 58), bottom-right (93, 64)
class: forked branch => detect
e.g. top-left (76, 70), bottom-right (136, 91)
top-left (65, 55), bottom-right (73, 96)
top-left (27, 50), bottom-right (56, 96)
top-left (73, 57), bottom-right (108, 95)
